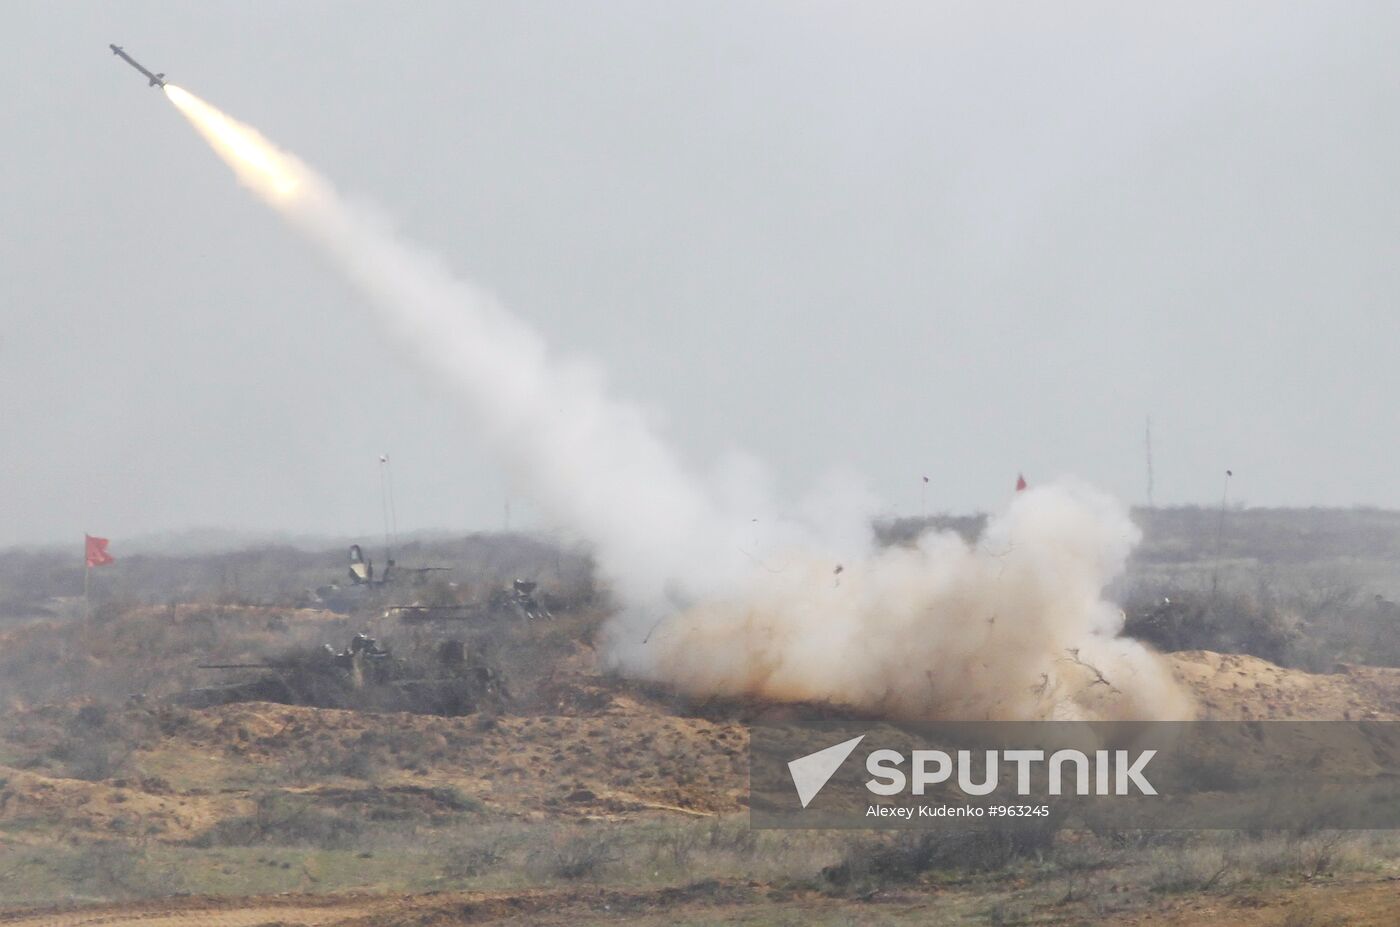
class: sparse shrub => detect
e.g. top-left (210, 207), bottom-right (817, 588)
top-left (56, 841), bottom-right (185, 900)
top-left (442, 836), bottom-right (507, 879)
top-left (636, 819), bottom-right (759, 874)
top-left (1051, 838), bottom-right (1120, 903)
top-left (34, 702), bottom-right (142, 781)
top-left (648, 825), bottom-right (704, 869)
top-left (822, 823), bottom-right (1059, 894)
top-left (325, 749), bottom-right (381, 780)
top-left (53, 737), bottom-right (130, 782)
top-left (1302, 831), bottom-right (1346, 877)
top-left (425, 785), bottom-right (481, 812)
top-left (286, 741), bottom-right (384, 782)
top-left (527, 832), bottom-right (621, 881)
top-left (74, 703), bottom-right (111, 729)
top-left (1123, 590), bottom-right (1297, 665)
top-left (192, 792), bottom-right (364, 850)
top-left (703, 818), bottom-right (758, 856)
top-left (1230, 831), bottom-right (1354, 880)
top-left (1144, 844), bottom-right (1233, 894)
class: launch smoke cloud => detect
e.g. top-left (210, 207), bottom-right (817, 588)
top-left (164, 86), bottom-right (1191, 723)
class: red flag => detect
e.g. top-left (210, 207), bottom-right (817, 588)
top-left (1015, 473), bottom-right (1028, 492)
top-left (85, 534), bottom-right (115, 568)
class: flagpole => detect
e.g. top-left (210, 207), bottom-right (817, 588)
top-left (385, 456), bottom-right (399, 551)
top-left (81, 534), bottom-right (113, 619)
top-left (1210, 469), bottom-right (1233, 595)
top-left (378, 456), bottom-right (393, 565)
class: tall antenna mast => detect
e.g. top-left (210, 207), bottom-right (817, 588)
top-left (378, 454), bottom-right (395, 563)
top-left (1145, 416), bottom-right (1155, 509)
top-left (1211, 468), bottom-right (1234, 593)
top-left (386, 456), bottom-right (399, 548)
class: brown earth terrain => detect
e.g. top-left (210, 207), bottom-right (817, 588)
top-left (1172, 650), bottom-right (1400, 720)
top-left (1, 604), bottom-right (1399, 925)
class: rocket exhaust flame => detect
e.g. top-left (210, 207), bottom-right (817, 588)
top-left (164, 86), bottom-right (304, 200)
top-left (163, 88), bottom-right (1193, 723)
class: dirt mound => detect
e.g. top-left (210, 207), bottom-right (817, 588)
top-left (0, 671), bottom-right (748, 846)
top-left (1170, 650), bottom-right (1400, 719)
top-left (185, 694), bottom-right (749, 820)
top-left (0, 764), bottom-right (250, 842)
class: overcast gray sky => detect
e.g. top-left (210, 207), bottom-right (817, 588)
top-left (4, 2), bottom-right (1399, 549)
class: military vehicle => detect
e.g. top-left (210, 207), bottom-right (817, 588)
top-left (491, 579), bottom-right (553, 621)
top-left (313, 544), bottom-right (452, 614)
top-left (185, 632), bottom-right (506, 716)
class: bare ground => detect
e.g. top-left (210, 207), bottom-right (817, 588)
top-left (2, 604), bottom-right (1400, 924)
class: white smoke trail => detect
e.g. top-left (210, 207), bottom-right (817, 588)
top-left (164, 85), bottom-right (742, 611)
top-left (164, 86), bottom-right (1192, 722)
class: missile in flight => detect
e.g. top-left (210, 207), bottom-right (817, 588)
top-left (109, 44), bottom-right (166, 88)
